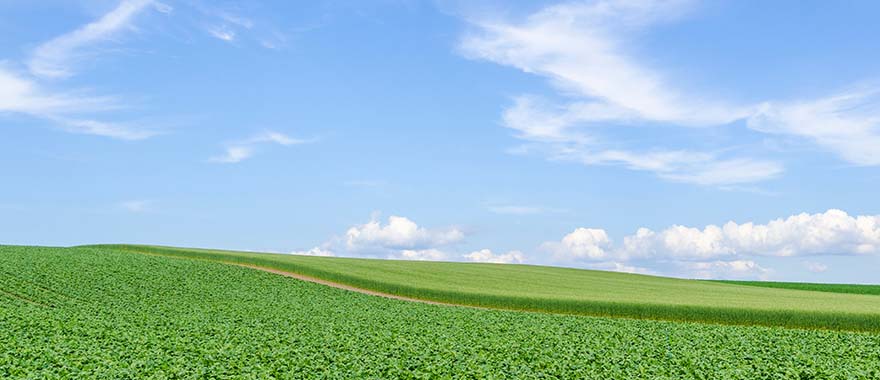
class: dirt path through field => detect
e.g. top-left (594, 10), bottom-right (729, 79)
top-left (119, 247), bottom-right (469, 308)
top-left (233, 263), bottom-right (469, 308)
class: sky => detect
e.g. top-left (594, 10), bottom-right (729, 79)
top-left (2, 0), bottom-right (880, 283)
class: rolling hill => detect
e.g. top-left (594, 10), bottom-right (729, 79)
top-left (2, 244), bottom-right (879, 378)
top-left (91, 244), bottom-right (880, 332)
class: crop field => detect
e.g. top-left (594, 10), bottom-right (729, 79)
top-left (1, 245), bottom-right (879, 379)
top-left (713, 280), bottom-right (880, 296)
top-left (93, 244), bottom-right (880, 332)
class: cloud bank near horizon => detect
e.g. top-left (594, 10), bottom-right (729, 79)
top-left (290, 209), bottom-right (879, 280)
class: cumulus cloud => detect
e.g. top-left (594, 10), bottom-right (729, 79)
top-left (542, 228), bottom-right (612, 262)
top-left (28, 0), bottom-right (157, 78)
top-left (547, 209), bottom-right (880, 265)
top-left (391, 249), bottom-right (450, 261)
top-left (680, 260), bottom-right (771, 280)
top-left (290, 247), bottom-right (335, 257)
top-left (625, 209), bottom-right (880, 259)
top-left (585, 261), bottom-right (654, 275)
top-left (460, 0), bottom-right (880, 184)
top-left (210, 131), bottom-right (309, 163)
top-left (292, 215), bottom-right (466, 262)
top-left (464, 249), bottom-right (526, 264)
top-left (345, 216), bottom-right (464, 252)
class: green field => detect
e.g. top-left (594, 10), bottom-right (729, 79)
top-left (713, 280), bottom-right (880, 295)
top-left (92, 244), bottom-right (880, 332)
top-left (2, 245), bottom-right (879, 379)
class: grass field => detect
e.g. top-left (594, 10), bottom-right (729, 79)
top-left (712, 280), bottom-right (880, 295)
top-left (2, 245), bottom-right (879, 379)
top-left (90, 244), bottom-right (880, 332)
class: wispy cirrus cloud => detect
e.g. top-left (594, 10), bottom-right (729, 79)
top-left (209, 131), bottom-right (311, 163)
top-left (0, 0), bottom-right (169, 140)
top-left (0, 65), bottom-right (158, 140)
top-left (460, 0), bottom-right (880, 185)
top-left (28, 0), bottom-right (159, 79)
top-left (186, 1), bottom-right (289, 48)
top-left (748, 87), bottom-right (880, 166)
top-left (207, 25), bottom-right (237, 42)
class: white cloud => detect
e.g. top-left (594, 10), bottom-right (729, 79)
top-left (248, 131), bottom-right (307, 146)
top-left (585, 261), bottom-right (654, 275)
top-left (28, 0), bottom-right (157, 78)
top-left (196, 6), bottom-right (287, 49)
top-left (459, 2), bottom-right (781, 185)
top-left (1, 0), bottom-right (165, 140)
top-left (748, 89), bottom-right (880, 166)
top-left (210, 146), bottom-right (253, 163)
top-left (680, 260), bottom-right (771, 280)
top-left (208, 26), bottom-right (236, 42)
top-left (292, 215), bottom-right (467, 262)
top-left (54, 117), bottom-right (158, 140)
top-left (544, 209), bottom-right (880, 269)
top-left (502, 96), bottom-right (783, 185)
top-left (542, 227), bottom-right (612, 262)
top-left (0, 66), bottom-right (157, 140)
top-left (461, 1), bottom-right (745, 126)
top-left (464, 249), bottom-right (526, 264)
top-left (345, 216), bottom-right (464, 252)
top-left (622, 209), bottom-right (880, 259)
top-left (290, 247), bottom-right (335, 257)
top-left (0, 67), bottom-right (105, 113)
top-left (391, 249), bottom-right (450, 261)
top-left (210, 131), bottom-right (308, 163)
top-left (460, 0), bottom-right (880, 184)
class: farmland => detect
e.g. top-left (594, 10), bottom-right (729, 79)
top-left (713, 280), bottom-right (880, 296)
top-left (92, 244), bottom-right (880, 332)
top-left (1, 245), bottom-right (879, 379)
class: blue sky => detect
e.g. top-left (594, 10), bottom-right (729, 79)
top-left (2, 0), bottom-right (879, 283)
